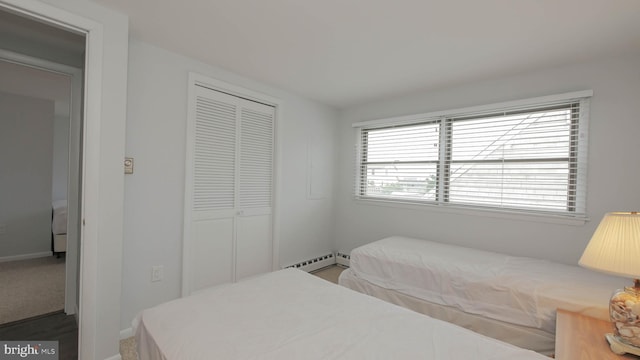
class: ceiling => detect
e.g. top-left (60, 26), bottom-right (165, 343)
top-left (92, 0), bottom-right (640, 108)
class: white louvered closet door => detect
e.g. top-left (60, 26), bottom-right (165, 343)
top-left (187, 84), bottom-right (275, 293)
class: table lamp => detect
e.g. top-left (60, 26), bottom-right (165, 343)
top-left (579, 211), bottom-right (640, 356)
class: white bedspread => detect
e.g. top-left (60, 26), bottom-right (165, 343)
top-left (134, 268), bottom-right (548, 360)
top-left (349, 236), bottom-right (628, 333)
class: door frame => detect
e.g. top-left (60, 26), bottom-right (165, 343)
top-left (0, 1), bottom-right (129, 359)
top-left (182, 72), bottom-right (283, 296)
top-left (0, 49), bottom-right (82, 316)
top-left (0, 1), bottom-right (121, 359)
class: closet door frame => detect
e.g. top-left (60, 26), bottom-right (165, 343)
top-left (182, 72), bottom-right (282, 296)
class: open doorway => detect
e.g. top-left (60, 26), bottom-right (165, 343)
top-left (0, 8), bottom-right (84, 356)
top-left (0, 1), bottom-right (127, 358)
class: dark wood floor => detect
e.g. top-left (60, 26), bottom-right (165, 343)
top-left (0, 311), bottom-right (78, 360)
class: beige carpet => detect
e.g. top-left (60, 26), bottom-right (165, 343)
top-left (0, 256), bottom-right (66, 325)
top-left (120, 336), bottom-right (137, 360)
top-left (310, 265), bottom-right (346, 284)
top-left (119, 265), bottom-right (347, 360)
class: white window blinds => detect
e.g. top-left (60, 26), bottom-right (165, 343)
top-left (359, 121), bottom-right (440, 201)
top-left (355, 91), bottom-right (591, 218)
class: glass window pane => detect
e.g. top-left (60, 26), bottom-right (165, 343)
top-left (355, 96), bottom-right (586, 217)
top-left (364, 163), bottom-right (437, 201)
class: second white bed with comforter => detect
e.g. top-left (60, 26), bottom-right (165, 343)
top-left (339, 236), bottom-right (627, 354)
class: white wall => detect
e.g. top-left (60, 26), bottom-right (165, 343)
top-left (0, 91), bottom-right (53, 258)
top-left (335, 53), bottom-right (640, 265)
top-left (51, 112), bottom-right (69, 202)
top-left (0, 59), bottom-right (71, 258)
top-left (120, 39), bottom-right (337, 330)
top-left (0, 9), bottom-right (75, 205)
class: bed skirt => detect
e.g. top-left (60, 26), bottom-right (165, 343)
top-left (339, 268), bottom-right (555, 355)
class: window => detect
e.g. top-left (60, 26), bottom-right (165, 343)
top-left (354, 91), bottom-right (591, 218)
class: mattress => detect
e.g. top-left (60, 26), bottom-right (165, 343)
top-left (51, 200), bottom-right (68, 235)
top-left (345, 236), bottom-right (627, 334)
top-left (133, 268), bottom-right (549, 360)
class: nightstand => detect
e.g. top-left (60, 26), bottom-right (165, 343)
top-left (555, 309), bottom-right (636, 359)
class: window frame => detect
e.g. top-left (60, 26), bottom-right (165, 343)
top-left (353, 91), bottom-right (592, 223)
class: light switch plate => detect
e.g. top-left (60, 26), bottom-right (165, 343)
top-left (124, 157), bottom-right (134, 174)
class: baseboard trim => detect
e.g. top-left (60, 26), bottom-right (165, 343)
top-left (0, 251), bottom-right (53, 263)
top-left (120, 327), bottom-right (133, 340)
top-left (104, 354), bottom-right (122, 360)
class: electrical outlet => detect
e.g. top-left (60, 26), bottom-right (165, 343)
top-left (151, 265), bottom-right (164, 282)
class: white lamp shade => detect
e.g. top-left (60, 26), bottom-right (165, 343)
top-left (579, 212), bottom-right (640, 279)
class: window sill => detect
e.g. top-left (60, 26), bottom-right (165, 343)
top-left (353, 197), bottom-right (589, 226)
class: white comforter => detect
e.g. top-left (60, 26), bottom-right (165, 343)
top-left (349, 236), bottom-right (628, 333)
top-left (134, 268), bottom-right (548, 360)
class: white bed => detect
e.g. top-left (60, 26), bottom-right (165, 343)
top-left (338, 236), bottom-right (628, 354)
top-left (51, 200), bottom-right (67, 254)
top-left (134, 268), bottom-right (549, 360)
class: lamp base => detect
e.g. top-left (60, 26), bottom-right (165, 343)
top-left (606, 333), bottom-right (640, 356)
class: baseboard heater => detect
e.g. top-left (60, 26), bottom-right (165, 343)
top-left (284, 252), bottom-right (351, 272)
top-left (335, 252), bottom-right (350, 267)
top-left (285, 253), bottom-right (335, 273)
